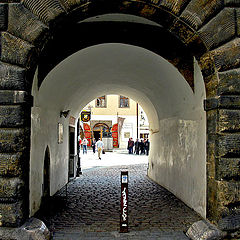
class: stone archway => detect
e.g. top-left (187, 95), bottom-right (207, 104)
top-left (0, 0), bottom-right (240, 232)
top-left (34, 42), bottom-right (206, 219)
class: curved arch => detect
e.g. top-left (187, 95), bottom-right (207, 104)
top-left (93, 123), bottom-right (110, 131)
top-left (6, 1), bottom-right (213, 91)
top-left (37, 16), bottom-right (195, 90)
top-left (5, 0), bottom-right (231, 94)
top-left (19, 0), bottom-right (222, 59)
top-left (30, 144), bottom-right (51, 215)
top-left (35, 42), bottom-right (190, 131)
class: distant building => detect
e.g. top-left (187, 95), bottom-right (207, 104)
top-left (80, 95), bottom-right (149, 149)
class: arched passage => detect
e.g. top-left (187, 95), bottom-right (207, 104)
top-left (1, 0), bottom-right (240, 233)
top-left (30, 43), bottom-right (206, 218)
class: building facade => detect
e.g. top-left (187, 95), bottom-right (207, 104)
top-left (81, 95), bottom-right (149, 149)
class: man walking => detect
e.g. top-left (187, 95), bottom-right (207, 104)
top-left (96, 138), bottom-right (104, 160)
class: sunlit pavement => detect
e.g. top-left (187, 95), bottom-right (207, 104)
top-left (80, 149), bottom-right (148, 170)
top-left (36, 150), bottom-right (202, 239)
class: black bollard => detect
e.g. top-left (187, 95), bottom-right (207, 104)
top-left (120, 171), bottom-right (128, 233)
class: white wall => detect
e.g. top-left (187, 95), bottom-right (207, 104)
top-left (148, 59), bottom-right (206, 217)
top-left (30, 42), bottom-right (206, 217)
top-left (120, 116), bottom-right (137, 149)
top-left (30, 70), bottom-right (69, 216)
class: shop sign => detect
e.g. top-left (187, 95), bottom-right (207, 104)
top-left (81, 111), bottom-right (91, 122)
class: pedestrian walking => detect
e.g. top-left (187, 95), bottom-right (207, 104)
top-left (140, 139), bottom-right (145, 155)
top-left (134, 138), bottom-right (140, 155)
top-left (127, 138), bottom-right (134, 154)
top-left (144, 138), bottom-right (150, 156)
top-left (91, 138), bottom-right (96, 154)
top-left (96, 138), bottom-right (104, 160)
top-left (82, 137), bottom-right (88, 154)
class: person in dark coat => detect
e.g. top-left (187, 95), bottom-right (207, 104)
top-left (140, 139), bottom-right (145, 155)
top-left (134, 139), bottom-right (140, 155)
top-left (127, 138), bottom-right (134, 154)
top-left (91, 138), bottom-right (96, 154)
top-left (144, 139), bottom-right (150, 156)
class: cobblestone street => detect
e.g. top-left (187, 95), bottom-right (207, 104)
top-left (36, 151), bottom-right (202, 239)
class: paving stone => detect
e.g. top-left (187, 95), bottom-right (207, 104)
top-left (35, 159), bottom-right (202, 239)
top-left (53, 230), bottom-right (189, 239)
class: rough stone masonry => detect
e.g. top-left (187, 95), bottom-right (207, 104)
top-left (1, 0), bottom-right (240, 239)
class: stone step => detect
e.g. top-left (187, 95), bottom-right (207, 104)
top-left (53, 230), bottom-right (189, 240)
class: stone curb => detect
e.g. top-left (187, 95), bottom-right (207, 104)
top-left (0, 217), bottom-right (50, 240)
top-left (186, 220), bottom-right (226, 240)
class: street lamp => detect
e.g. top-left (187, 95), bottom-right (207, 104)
top-left (60, 110), bottom-right (70, 118)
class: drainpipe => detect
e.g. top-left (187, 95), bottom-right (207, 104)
top-left (76, 119), bottom-right (82, 176)
top-left (117, 112), bottom-right (119, 148)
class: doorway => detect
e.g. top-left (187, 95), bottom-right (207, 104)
top-left (42, 147), bottom-right (50, 204)
top-left (93, 131), bottom-right (100, 141)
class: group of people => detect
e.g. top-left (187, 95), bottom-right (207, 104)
top-left (79, 136), bottom-right (150, 159)
top-left (79, 137), bottom-right (104, 160)
top-left (127, 138), bottom-right (150, 155)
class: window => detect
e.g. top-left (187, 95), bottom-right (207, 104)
top-left (119, 95), bottom-right (129, 108)
top-left (96, 96), bottom-right (106, 108)
top-left (140, 133), bottom-right (149, 139)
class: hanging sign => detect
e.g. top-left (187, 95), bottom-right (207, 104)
top-left (81, 111), bottom-right (91, 122)
top-left (120, 171), bottom-right (128, 233)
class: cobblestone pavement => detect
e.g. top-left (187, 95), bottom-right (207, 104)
top-left (53, 230), bottom-right (189, 239)
top-left (36, 152), bottom-right (202, 239)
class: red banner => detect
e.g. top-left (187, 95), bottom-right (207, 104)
top-left (83, 123), bottom-right (91, 146)
top-left (112, 123), bottom-right (118, 148)
top-left (84, 132), bottom-right (91, 138)
top-left (112, 123), bottom-right (118, 132)
top-left (112, 132), bottom-right (118, 138)
top-left (83, 123), bottom-right (91, 131)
